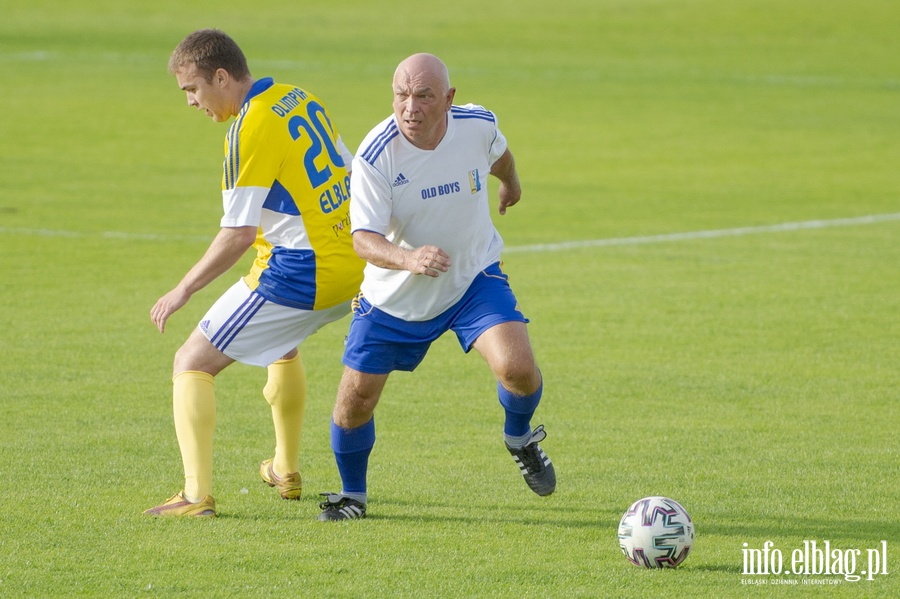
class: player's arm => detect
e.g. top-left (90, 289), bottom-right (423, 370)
top-left (490, 148), bottom-right (522, 215)
top-left (150, 225), bottom-right (257, 332)
top-left (352, 230), bottom-right (451, 278)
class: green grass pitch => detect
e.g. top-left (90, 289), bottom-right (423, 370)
top-left (1, 0), bottom-right (898, 596)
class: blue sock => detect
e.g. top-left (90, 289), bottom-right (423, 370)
top-left (330, 417), bottom-right (375, 501)
top-left (498, 381), bottom-right (542, 439)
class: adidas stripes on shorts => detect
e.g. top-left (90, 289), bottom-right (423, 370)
top-left (199, 279), bottom-right (351, 367)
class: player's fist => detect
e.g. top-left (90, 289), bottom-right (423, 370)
top-left (409, 245), bottom-right (451, 277)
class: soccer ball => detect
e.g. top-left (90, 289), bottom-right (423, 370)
top-left (617, 496), bottom-right (694, 569)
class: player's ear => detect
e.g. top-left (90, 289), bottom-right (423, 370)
top-left (445, 87), bottom-right (456, 108)
top-left (214, 68), bottom-right (229, 87)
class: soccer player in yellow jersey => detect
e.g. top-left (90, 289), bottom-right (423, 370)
top-left (144, 29), bottom-right (363, 517)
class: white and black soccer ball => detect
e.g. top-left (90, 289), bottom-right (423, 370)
top-left (618, 496), bottom-right (694, 569)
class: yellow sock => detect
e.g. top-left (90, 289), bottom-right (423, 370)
top-left (264, 354), bottom-right (307, 475)
top-left (173, 370), bottom-right (216, 502)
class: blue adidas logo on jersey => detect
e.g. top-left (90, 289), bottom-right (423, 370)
top-left (392, 172), bottom-right (410, 187)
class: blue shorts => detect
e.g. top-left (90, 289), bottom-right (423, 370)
top-left (343, 262), bottom-right (528, 374)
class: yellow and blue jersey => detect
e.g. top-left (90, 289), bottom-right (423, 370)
top-left (220, 78), bottom-right (363, 310)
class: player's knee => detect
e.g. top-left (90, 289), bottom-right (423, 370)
top-left (337, 386), bottom-right (379, 414)
top-left (172, 343), bottom-right (197, 375)
top-left (173, 339), bottom-right (210, 372)
top-left (334, 374), bottom-right (383, 426)
top-left (172, 336), bottom-right (229, 378)
top-left (333, 395), bottom-right (378, 429)
top-left (491, 354), bottom-right (539, 393)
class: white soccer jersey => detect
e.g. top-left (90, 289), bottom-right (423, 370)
top-left (351, 104), bottom-right (509, 321)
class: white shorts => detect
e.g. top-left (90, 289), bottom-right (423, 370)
top-left (199, 279), bottom-right (351, 367)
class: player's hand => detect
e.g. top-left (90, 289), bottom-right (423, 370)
top-left (497, 179), bottom-right (522, 215)
top-left (408, 245), bottom-right (451, 278)
top-left (150, 287), bottom-right (191, 333)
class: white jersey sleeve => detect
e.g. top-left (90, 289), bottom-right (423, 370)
top-left (350, 146), bottom-right (393, 236)
top-left (336, 134), bottom-right (354, 174)
top-left (220, 186), bottom-right (269, 228)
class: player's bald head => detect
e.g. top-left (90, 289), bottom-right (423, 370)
top-left (393, 53), bottom-right (451, 93)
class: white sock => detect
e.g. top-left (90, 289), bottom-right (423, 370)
top-left (340, 491), bottom-right (367, 504)
top-left (504, 430), bottom-right (532, 450)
